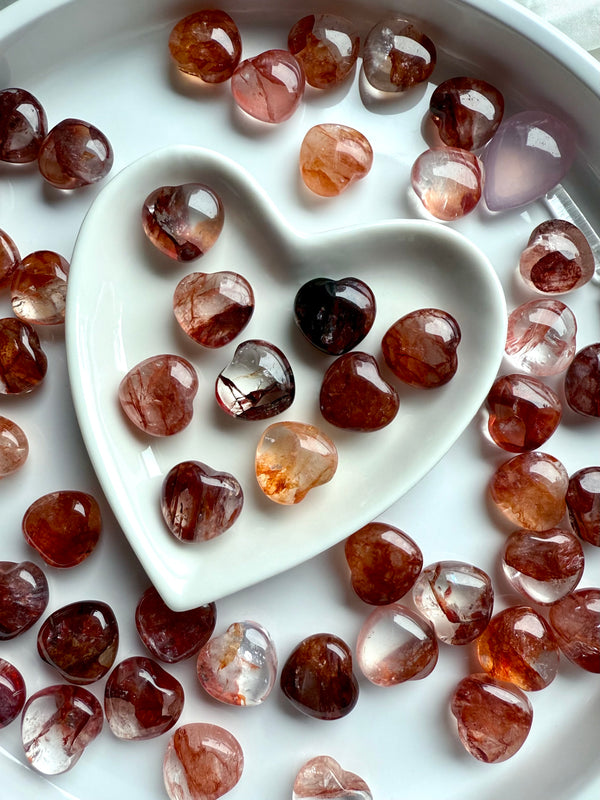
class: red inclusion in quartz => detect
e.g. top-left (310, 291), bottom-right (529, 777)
top-left (38, 118), bottom-right (113, 189)
top-left (288, 14), bottom-right (360, 89)
top-left (0, 317), bottom-right (47, 395)
top-left (0, 560), bottom-right (49, 639)
top-left (548, 589), bottom-right (600, 673)
top-left (567, 466), bottom-right (600, 547)
top-left (168, 10), bottom-right (242, 83)
top-left (0, 88), bottom-right (47, 163)
top-left (564, 343), bottom-right (600, 417)
top-left (0, 658), bottom-right (26, 727)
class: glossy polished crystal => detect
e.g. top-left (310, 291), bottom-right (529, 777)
top-left (161, 460), bottom-right (243, 542)
top-left (38, 118), bottom-right (113, 189)
top-left (22, 685), bottom-right (103, 774)
top-left (294, 276), bottom-right (376, 355)
top-left (502, 528), bottom-right (584, 604)
top-left (451, 674), bottom-right (533, 763)
top-left (164, 723), bottom-right (243, 800)
top-left (320, 351), bottom-right (399, 431)
top-left (0, 658), bottom-right (26, 728)
top-left (412, 561), bottom-right (493, 645)
top-left (119, 354), bottom-right (198, 436)
top-left (173, 270), bottom-right (254, 347)
top-left (22, 490), bottom-right (102, 568)
top-left (382, 308), bottom-right (461, 387)
top-left (0, 560), bottom-right (48, 639)
top-left (11, 249), bottom-right (69, 325)
top-left (567, 467), bottom-right (600, 547)
top-left (428, 76), bottom-right (504, 150)
top-left (482, 111), bottom-right (576, 211)
top-left (485, 373), bottom-right (562, 453)
top-left (357, 604), bottom-right (438, 686)
top-left (0, 228), bottom-right (20, 289)
top-left (231, 49), bottom-right (305, 123)
top-left (505, 298), bottom-right (577, 376)
top-left (0, 416), bottom-right (28, 477)
top-left (104, 656), bottom-right (184, 740)
top-left (288, 14), bottom-right (360, 89)
top-left (489, 451), bottom-right (568, 531)
top-left (280, 633), bottom-right (358, 719)
top-left (136, 585), bottom-right (216, 663)
top-left (37, 601), bottom-right (119, 684)
top-left (344, 522), bottom-right (423, 605)
top-left (255, 421), bottom-right (337, 504)
top-left (548, 588), bottom-right (600, 673)
top-left (215, 339), bottom-right (295, 420)
top-left (363, 18), bottom-right (436, 92)
top-left (411, 147), bottom-right (482, 220)
top-left (519, 220), bottom-right (594, 294)
top-left (197, 620), bottom-right (277, 706)
top-left (0, 317), bottom-right (47, 394)
top-left (299, 124), bottom-right (373, 196)
top-left (564, 343), bottom-right (600, 417)
top-left (168, 10), bottom-right (242, 83)
top-left (142, 183), bottom-right (224, 262)
top-left (293, 756), bottom-right (372, 800)
top-left (0, 87), bottom-right (47, 162)
top-left (476, 606), bottom-right (560, 691)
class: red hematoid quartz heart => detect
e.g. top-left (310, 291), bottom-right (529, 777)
top-left (476, 606), bottom-right (560, 691)
top-left (502, 528), bottom-right (584, 605)
top-left (564, 343), bottom-right (600, 417)
top-left (22, 490), bottom-right (102, 568)
top-left (489, 451), bottom-right (568, 530)
top-left (0, 658), bottom-right (26, 728)
top-left (451, 673), bottom-right (533, 763)
top-left (505, 298), bottom-right (577, 376)
top-left (382, 307), bottom-right (461, 388)
top-left (428, 76), bottom-right (504, 151)
top-left (0, 228), bottom-right (20, 288)
top-left (168, 10), bottom-right (242, 83)
top-left (548, 588), bottom-right (600, 673)
top-left (135, 585), bottom-right (216, 663)
top-left (0, 87), bottom-right (47, 163)
top-left (567, 466), bottom-right (600, 547)
top-left (161, 460), bottom-right (244, 542)
top-left (280, 632), bottom-right (359, 719)
top-left (293, 755), bottom-right (372, 800)
top-left (299, 124), bottom-right (373, 197)
top-left (344, 522), bottom-right (423, 605)
top-left (142, 183), bottom-right (224, 262)
top-left (320, 351), bottom-right (399, 431)
top-left (255, 421), bottom-right (338, 504)
top-left (38, 118), bottom-right (113, 189)
top-left (21, 684), bottom-right (103, 775)
top-left (37, 600), bottom-right (119, 685)
top-left (519, 220), bottom-right (594, 294)
top-left (411, 148), bottom-right (482, 220)
top-left (288, 14), bottom-right (360, 89)
top-left (173, 270), bottom-right (254, 347)
top-left (119, 354), bottom-right (198, 436)
top-left (357, 603), bottom-right (438, 686)
top-left (231, 49), bottom-right (305, 123)
top-left (104, 655), bottom-right (184, 740)
top-left (485, 373), bottom-right (562, 453)
top-left (0, 416), bottom-right (29, 477)
top-left (163, 723), bottom-right (244, 800)
top-left (363, 18), bottom-right (436, 92)
top-left (0, 560), bottom-right (49, 639)
top-left (0, 317), bottom-right (47, 395)
top-left (412, 560), bottom-right (494, 645)
top-left (11, 250), bottom-right (69, 326)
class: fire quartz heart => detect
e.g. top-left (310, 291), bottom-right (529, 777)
top-left (548, 588), bottom-right (600, 673)
top-left (411, 148), bottom-right (483, 220)
top-left (119, 354), bottom-right (198, 436)
top-left (0, 228), bottom-right (20, 289)
top-left (38, 118), bottom-right (113, 189)
top-left (135, 585), bottom-right (216, 663)
top-left (0, 87), bottom-right (47, 163)
top-left (428, 76), bottom-right (504, 151)
top-left (168, 10), bottom-right (242, 83)
top-left (293, 755), bottom-right (372, 800)
top-left (37, 600), bottom-right (119, 684)
top-left (567, 467), bottom-right (600, 547)
top-left (0, 317), bottom-right (47, 395)
top-left (363, 18), bottom-right (436, 92)
top-left (215, 339), bottom-right (295, 421)
top-left (0, 657), bottom-right (26, 727)
top-left (320, 351), bottom-right (399, 431)
top-left (255, 421), bottom-right (337, 505)
top-left (196, 620), bottom-right (277, 706)
top-left (11, 249), bottom-right (69, 326)
top-left (564, 343), bottom-right (600, 417)
top-left (505, 298), bottom-right (577, 376)
top-left (104, 655), bottom-right (184, 740)
top-left (21, 684), bottom-right (103, 775)
top-left (161, 460), bottom-right (244, 543)
top-left (142, 183), bottom-right (224, 262)
top-left (288, 14), bottom-right (360, 89)
top-left (163, 723), bottom-right (243, 800)
top-left (299, 124), bottom-right (373, 197)
top-left (0, 416), bottom-right (29, 477)
top-left (519, 219), bottom-right (594, 294)
top-left (294, 276), bottom-right (376, 355)
top-left (0, 560), bottom-right (49, 639)
top-left (173, 270), bottom-right (254, 347)
top-left (231, 49), bottom-right (305, 124)
top-left (482, 110), bottom-right (576, 211)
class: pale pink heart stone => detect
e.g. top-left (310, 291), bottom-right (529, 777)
top-left (411, 148), bottom-right (482, 220)
top-left (293, 755), bottom-right (372, 800)
top-left (231, 49), bottom-right (305, 123)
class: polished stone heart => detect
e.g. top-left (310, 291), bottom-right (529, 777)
top-left (0, 560), bottom-right (49, 639)
top-left (293, 755), bottom-right (372, 800)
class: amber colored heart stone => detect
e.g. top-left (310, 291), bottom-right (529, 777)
top-left (0, 560), bottom-right (49, 639)
top-left (0, 87), bottom-right (48, 163)
top-left (0, 317), bottom-right (48, 395)
top-left (320, 351), bottom-right (399, 431)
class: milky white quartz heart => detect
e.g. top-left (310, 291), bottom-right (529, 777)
top-left (66, 146), bottom-right (506, 610)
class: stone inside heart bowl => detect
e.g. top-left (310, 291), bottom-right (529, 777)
top-left (66, 145), bottom-right (506, 610)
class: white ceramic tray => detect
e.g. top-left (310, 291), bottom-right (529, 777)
top-left (0, 1), bottom-right (599, 799)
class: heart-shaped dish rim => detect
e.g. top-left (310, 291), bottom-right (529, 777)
top-left (66, 145), bottom-right (507, 610)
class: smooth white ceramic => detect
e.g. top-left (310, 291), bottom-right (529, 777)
top-left (1, 1), bottom-right (599, 799)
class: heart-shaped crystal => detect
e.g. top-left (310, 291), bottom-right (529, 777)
top-left (293, 755), bottom-right (372, 800)
top-left (0, 560), bottom-right (49, 639)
